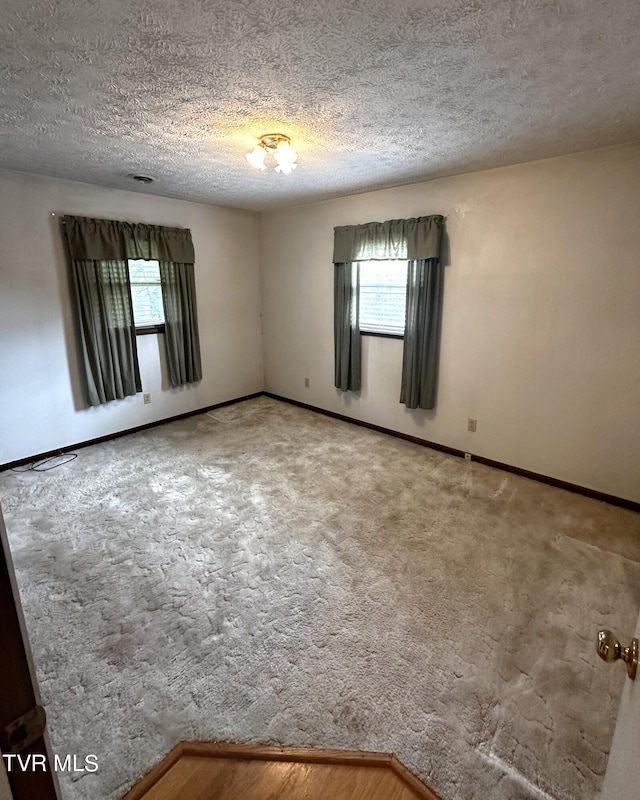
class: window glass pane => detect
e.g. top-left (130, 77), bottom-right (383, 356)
top-left (130, 285), bottom-right (164, 326)
top-left (359, 260), bottom-right (407, 336)
top-left (129, 260), bottom-right (162, 282)
top-left (128, 259), bottom-right (164, 327)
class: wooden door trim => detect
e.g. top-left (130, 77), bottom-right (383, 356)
top-left (120, 743), bottom-right (185, 800)
top-left (0, 506), bottom-right (61, 800)
top-left (121, 741), bottom-right (443, 800)
top-left (183, 740), bottom-right (394, 766)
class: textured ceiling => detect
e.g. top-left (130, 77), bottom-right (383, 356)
top-left (1, 0), bottom-right (639, 211)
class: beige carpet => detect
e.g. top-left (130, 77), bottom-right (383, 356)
top-left (1, 396), bottom-right (639, 800)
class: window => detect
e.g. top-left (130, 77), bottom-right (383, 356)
top-left (359, 260), bottom-right (407, 337)
top-left (128, 259), bottom-right (164, 332)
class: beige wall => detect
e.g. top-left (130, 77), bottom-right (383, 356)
top-left (3, 146), bottom-right (639, 501)
top-left (260, 144), bottom-right (640, 502)
top-left (0, 169), bottom-right (264, 464)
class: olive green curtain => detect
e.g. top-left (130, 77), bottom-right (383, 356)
top-left (333, 216), bottom-right (443, 263)
top-left (159, 261), bottom-right (202, 387)
top-left (400, 258), bottom-right (445, 410)
top-left (63, 215), bottom-right (201, 403)
top-left (333, 215), bottom-right (444, 405)
top-left (63, 216), bottom-right (195, 263)
top-left (68, 257), bottom-right (141, 406)
top-left (334, 262), bottom-right (361, 392)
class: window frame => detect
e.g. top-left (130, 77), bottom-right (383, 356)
top-left (127, 259), bottom-right (166, 335)
top-left (134, 322), bottom-right (165, 336)
top-left (358, 259), bottom-right (408, 339)
top-left (360, 329), bottom-right (404, 340)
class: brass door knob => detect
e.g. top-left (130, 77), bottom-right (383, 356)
top-left (596, 630), bottom-right (638, 680)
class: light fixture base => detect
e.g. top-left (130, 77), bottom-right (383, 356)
top-left (246, 133), bottom-right (297, 173)
top-left (258, 133), bottom-right (291, 153)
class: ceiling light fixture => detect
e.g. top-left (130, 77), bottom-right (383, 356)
top-left (246, 133), bottom-right (298, 174)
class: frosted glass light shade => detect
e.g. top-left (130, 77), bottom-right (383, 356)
top-left (246, 134), bottom-right (297, 173)
top-left (274, 143), bottom-right (297, 173)
top-left (246, 146), bottom-right (267, 170)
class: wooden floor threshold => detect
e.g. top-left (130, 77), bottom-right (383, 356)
top-left (121, 741), bottom-right (443, 800)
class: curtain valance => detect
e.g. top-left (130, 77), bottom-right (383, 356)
top-left (63, 215), bottom-right (195, 264)
top-left (333, 215), bottom-right (443, 263)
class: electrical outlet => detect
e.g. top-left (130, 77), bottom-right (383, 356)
top-left (304, 378), bottom-right (310, 388)
top-left (467, 418), bottom-right (477, 432)
top-left (143, 393), bottom-right (152, 405)
top-left (464, 452), bottom-right (472, 461)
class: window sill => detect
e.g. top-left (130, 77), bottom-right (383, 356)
top-left (360, 330), bottom-right (404, 340)
top-left (135, 324), bottom-right (165, 336)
